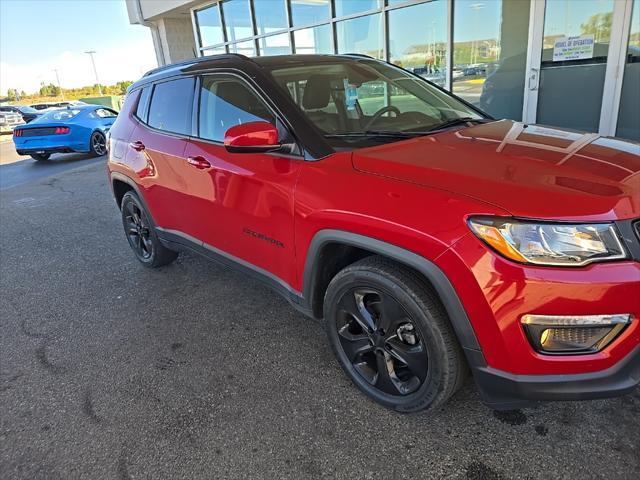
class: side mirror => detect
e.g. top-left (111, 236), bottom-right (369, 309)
top-left (224, 121), bottom-right (281, 153)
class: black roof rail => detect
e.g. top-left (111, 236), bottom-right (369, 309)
top-left (142, 53), bottom-right (251, 77)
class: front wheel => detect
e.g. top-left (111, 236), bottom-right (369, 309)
top-left (90, 131), bottom-right (107, 156)
top-left (324, 256), bottom-right (466, 413)
top-left (30, 153), bottom-right (50, 161)
top-left (120, 191), bottom-right (178, 268)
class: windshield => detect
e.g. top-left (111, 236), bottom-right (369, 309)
top-left (18, 106), bottom-right (38, 114)
top-left (40, 109), bottom-right (81, 121)
top-left (269, 60), bottom-right (483, 145)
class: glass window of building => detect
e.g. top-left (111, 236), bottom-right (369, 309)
top-left (259, 33), bottom-right (292, 56)
top-left (222, 0), bottom-right (253, 42)
top-left (254, 0), bottom-right (288, 35)
top-left (334, 0), bottom-right (383, 17)
top-left (453, 0), bottom-right (531, 121)
top-left (290, 0), bottom-right (331, 28)
top-left (195, 4), bottom-right (224, 47)
top-left (229, 40), bottom-right (257, 56)
top-left (536, 0), bottom-right (615, 132)
top-left (616, 0), bottom-right (640, 141)
top-left (388, 1), bottom-right (448, 87)
top-left (203, 47), bottom-right (228, 55)
top-left (294, 24), bottom-right (334, 54)
top-left (336, 13), bottom-right (384, 59)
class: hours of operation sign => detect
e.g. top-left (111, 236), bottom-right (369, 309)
top-left (552, 34), bottom-right (595, 61)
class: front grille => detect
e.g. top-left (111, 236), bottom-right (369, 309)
top-left (21, 127), bottom-right (56, 137)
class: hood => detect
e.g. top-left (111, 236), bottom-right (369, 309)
top-left (352, 120), bottom-right (640, 221)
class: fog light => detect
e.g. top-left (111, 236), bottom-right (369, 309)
top-left (521, 314), bottom-right (632, 355)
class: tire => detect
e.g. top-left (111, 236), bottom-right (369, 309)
top-left (120, 191), bottom-right (178, 268)
top-left (89, 131), bottom-right (107, 156)
top-left (30, 153), bottom-right (50, 161)
top-left (324, 256), bottom-right (466, 413)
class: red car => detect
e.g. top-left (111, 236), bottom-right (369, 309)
top-left (107, 54), bottom-right (640, 412)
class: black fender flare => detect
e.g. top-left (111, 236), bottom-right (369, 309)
top-left (302, 229), bottom-right (486, 364)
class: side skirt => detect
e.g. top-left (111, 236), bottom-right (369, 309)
top-left (155, 227), bottom-right (315, 319)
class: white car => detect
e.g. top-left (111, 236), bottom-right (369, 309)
top-left (0, 111), bottom-right (25, 132)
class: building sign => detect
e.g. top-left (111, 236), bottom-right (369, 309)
top-left (552, 34), bottom-right (595, 61)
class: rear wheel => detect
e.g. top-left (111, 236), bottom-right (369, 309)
top-left (324, 256), bottom-right (466, 413)
top-left (30, 153), bottom-right (50, 161)
top-left (120, 191), bottom-right (178, 268)
top-left (90, 131), bottom-right (107, 156)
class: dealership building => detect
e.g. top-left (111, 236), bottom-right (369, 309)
top-left (126, 0), bottom-right (639, 141)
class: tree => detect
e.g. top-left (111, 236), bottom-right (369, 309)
top-left (7, 89), bottom-right (16, 101)
top-left (581, 12), bottom-right (612, 43)
top-left (115, 80), bottom-right (133, 94)
top-left (39, 83), bottom-right (61, 97)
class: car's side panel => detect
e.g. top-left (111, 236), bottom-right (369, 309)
top-left (291, 152), bottom-right (509, 293)
top-left (182, 139), bottom-right (302, 288)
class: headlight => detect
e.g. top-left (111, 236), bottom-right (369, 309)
top-left (468, 217), bottom-right (627, 266)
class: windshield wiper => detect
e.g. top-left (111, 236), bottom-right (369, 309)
top-left (425, 117), bottom-right (488, 132)
top-left (324, 130), bottom-right (419, 139)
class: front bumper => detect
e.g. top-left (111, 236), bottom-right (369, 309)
top-left (473, 345), bottom-right (640, 410)
top-left (436, 231), bottom-right (640, 408)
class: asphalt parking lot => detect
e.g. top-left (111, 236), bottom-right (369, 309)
top-left (0, 160), bottom-right (638, 480)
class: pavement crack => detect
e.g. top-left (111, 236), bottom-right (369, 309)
top-left (117, 449), bottom-right (131, 480)
top-left (82, 389), bottom-right (101, 424)
top-left (35, 342), bottom-right (67, 375)
top-left (0, 373), bottom-right (24, 392)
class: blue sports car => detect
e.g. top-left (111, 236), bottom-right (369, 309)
top-left (13, 104), bottom-right (118, 161)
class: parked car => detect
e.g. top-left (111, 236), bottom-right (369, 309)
top-left (13, 105), bottom-right (117, 161)
top-left (0, 105), bottom-right (42, 123)
top-left (30, 100), bottom-right (87, 111)
top-left (107, 54), bottom-right (639, 412)
top-left (0, 110), bottom-right (24, 133)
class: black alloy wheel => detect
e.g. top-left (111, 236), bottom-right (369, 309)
top-left (123, 198), bottom-right (154, 261)
top-left (325, 256), bottom-right (466, 412)
top-left (120, 191), bottom-right (177, 268)
top-left (90, 131), bottom-right (107, 156)
top-left (335, 288), bottom-right (428, 396)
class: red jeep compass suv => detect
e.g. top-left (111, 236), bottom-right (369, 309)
top-left (107, 54), bottom-right (639, 412)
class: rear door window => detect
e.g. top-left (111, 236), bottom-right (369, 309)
top-left (135, 87), bottom-right (151, 121)
top-left (148, 77), bottom-right (195, 135)
top-left (198, 76), bottom-right (275, 142)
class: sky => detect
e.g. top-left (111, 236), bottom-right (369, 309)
top-left (0, 0), bottom-right (158, 94)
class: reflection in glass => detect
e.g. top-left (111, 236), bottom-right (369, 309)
top-left (537, 0), bottom-right (614, 132)
top-left (259, 33), bottom-right (292, 56)
top-left (195, 5), bottom-right (224, 47)
top-left (389, 1), bottom-right (447, 87)
top-left (229, 40), bottom-right (256, 57)
top-left (222, 0), bottom-right (253, 42)
top-left (254, 0), bottom-right (288, 35)
top-left (294, 24), bottom-right (333, 54)
top-left (453, 0), bottom-right (531, 121)
top-left (336, 14), bottom-right (384, 59)
top-left (334, 0), bottom-right (382, 17)
top-left (290, 0), bottom-right (331, 28)
top-left (616, 0), bottom-right (640, 141)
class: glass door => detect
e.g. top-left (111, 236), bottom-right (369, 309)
top-left (523, 0), bottom-right (637, 137)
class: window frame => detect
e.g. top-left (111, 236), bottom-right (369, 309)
top-left (193, 70), bottom-right (303, 157)
top-left (144, 75), bottom-right (198, 138)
